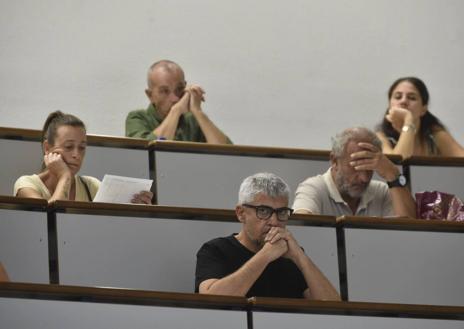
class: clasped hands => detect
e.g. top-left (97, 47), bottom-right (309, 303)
top-left (172, 84), bottom-right (206, 115)
top-left (262, 227), bottom-right (303, 263)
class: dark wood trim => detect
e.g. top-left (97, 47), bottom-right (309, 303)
top-left (1, 283), bottom-right (463, 320)
top-left (249, 297), bottom-right (464, 320)
top-left (0, 127), bottom-right (42, 141)
top-left (247, 308), bottom-right (254, 329)
top-left (0, 197), bottom-right (335, 226)
top-left (46, 210), bottom-right (59, 284)
top-left (336, 226), bottom-right (348, 301)
top-left (0, 195), bottom-right (47, 211)
top-left (148, 149), bottom-right (158, 205)
top-left (288, 214), bottom-right (336, 227)
top-left (4, 126), bottom-right (463, 166)
top-left (48, 200), bottom-right (337, 227)
top-left (8, 196), bottom-right (463, 233)
top-left (50, 200), bottom-right (239, 221)
top-left (149, 140), bottom-right (333, 160)
top-left (404, 155), bottom-right (464, 167)
top-left (0, 282), bottom-right (248, 311)
top-left (148, 141), bottom-right (403, 163)
top-left (0, 127), bottom-right (148, 149)
top-left (337, 216), bottom-right (464, 233)
top-left (86, 135), bottom-right (148, 149)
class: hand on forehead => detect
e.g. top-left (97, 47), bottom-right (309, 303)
top-left (347, 141), bottom-right (379, 160)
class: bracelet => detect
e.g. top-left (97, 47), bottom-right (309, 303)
top-left (401, 123), bottom-right (417, 134)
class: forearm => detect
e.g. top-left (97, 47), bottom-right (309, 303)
top-left (391, 128), bottom-right (417, 158)
top-left (153, 109), bottom-right (183, 140)
top-left (191, 109), bottom-right (229, 144)
top-left (295, 253), bottom-right (340, 301)
top-left (383, 112), bottom-right (418, 158)
top-left (200, 251), bottom-right (270, 296)
top-left (378, 166), bottom-right (416, 218)
top-left (389, 187), bottom-right (416, 218)
top-left (433, 130), bottom-right (464, 157)
top-left (49, 174), bottom-right (73, 203)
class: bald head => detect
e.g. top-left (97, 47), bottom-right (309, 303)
top-left (145, 60), bottom-right (186, 118)
top-left (147, 60), bottom-right (184, 89)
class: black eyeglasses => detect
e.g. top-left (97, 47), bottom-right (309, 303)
top-left (242, 204), bottom-right (293, 222)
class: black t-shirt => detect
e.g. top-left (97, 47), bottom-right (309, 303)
top-left (195, 234), bottom-right (308, 298)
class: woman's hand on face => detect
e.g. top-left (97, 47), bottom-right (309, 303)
top-left (131, 191), bottom-right (154, 205)
top-left (386, 107), bottom-right (414, 132)
top-left (44, 152), bottom-right (72, 178)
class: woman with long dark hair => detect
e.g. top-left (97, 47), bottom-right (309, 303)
top-left (376, 77), bottom-right (464, 158)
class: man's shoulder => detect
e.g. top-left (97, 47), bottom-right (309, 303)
top-left (203, 235), bottom-right (235, 247)
top-left (302, 174), bottom-right (325, 183)
top-left (366, 179), bottom-right (390, 200)
top-left (297, 173), bottom-right (327, 189)
top-left (293, 172), bottom-right (330, 213)
top-left (126, 108), bottom-right (149, 119)
top-left (368, 179), bottom-right (389, 191)
top-left (197, 235), bottom-right (237, 256)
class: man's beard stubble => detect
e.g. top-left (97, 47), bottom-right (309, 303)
top-left (335, 170), bottom-right (367, 199)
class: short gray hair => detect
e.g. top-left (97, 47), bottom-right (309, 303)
top-left (238, 172), bottom-right (290, 204)
top-left (331, 127), bottom-right (382, 158)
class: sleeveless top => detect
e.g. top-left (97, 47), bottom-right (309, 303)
top-left (388, 130), bottom-right (439, 155)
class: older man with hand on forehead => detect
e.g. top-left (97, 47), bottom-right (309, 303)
top-left (195, 172), bottom-right (340, 300)
top-left (126, 59), bottom-right (231, 144)
top-left (293, 127), bottom-right (416, 218)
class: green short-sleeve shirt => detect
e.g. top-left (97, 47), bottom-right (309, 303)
top-left (126, 104), bottom-right (231, 143)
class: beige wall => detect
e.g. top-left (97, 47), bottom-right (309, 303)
top-left (1, 0), bottom-right (463, 148)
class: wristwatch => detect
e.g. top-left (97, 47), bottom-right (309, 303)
top-left (387, 174), bottom-right (408, 188)
top-left (402, 124), bottom-right (417, 133)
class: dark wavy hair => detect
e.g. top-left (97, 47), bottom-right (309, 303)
top-left (377, 77), bottom-right (445, 142)
top-left (42, 111), bottom-right (86, 146)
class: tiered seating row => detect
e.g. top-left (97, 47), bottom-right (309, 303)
top-left (2, 127), bottom-right (463, 209)
top-left (1, 282), bottom-right (463, 329)
top-left (1, 196), bottom-right (464, 306)
top-left (0, 196), bottom-right (338, 294)
top-left (149, 140), bottom-right (464, 207)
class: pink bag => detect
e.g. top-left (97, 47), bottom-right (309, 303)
top-left (415, 191), bottom-right (464, 221)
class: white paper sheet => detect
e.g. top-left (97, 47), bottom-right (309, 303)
top-left (93, 174), bottom-right (153, 204)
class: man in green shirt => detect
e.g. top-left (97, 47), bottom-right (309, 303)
top-left (126, 60), bottom-right (231, 144)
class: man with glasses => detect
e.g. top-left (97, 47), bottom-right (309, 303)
top-left (195, 172), bottom-right (340, 300)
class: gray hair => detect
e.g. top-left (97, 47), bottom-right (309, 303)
top-left (146, 59), bottom-right (183, 88)
top-left (331, 127), bottom-right (382, 158)
top-left (238, 172), bottom-right (290, 204)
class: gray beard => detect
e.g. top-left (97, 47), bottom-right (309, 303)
top-left (335, 172), bottom-right (366, 199)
